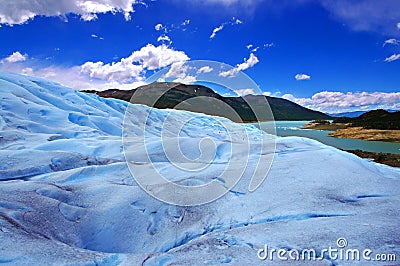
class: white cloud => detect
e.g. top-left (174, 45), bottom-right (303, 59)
top-left (173, 75), bottom-right (196, 84)
top-left (236, 53), bottom-right (259, 71)
top-left (157, 35), bottom-right (172, 44)
top-left (318, 0), bottom-right (400, 35)
top-left (262, 91), bottom-right (272, 96)
top-left (219, 53), bottom-right (259, 77)
top-left (1, 60), bottom-right (146, 91)
top-left (3, 51), bottom-right (27, 63)
top-left (0, 0), bottom-right (139, 25)
top-left (247, 43), bottom-right (273, 52)
top-left (383, 38), bottom-right (400, 46)
top-left (81, 60), bottom-right (144, 83)
top-left (0, 43), bottom-right (190, 91)
top-left (281, 91), bottom-right (400, 113)
top-left (385, 54), bottom-right (400, 62)
top-left (195, 0), bottom-right (263, 9)
top-left (165, 61), bottom-right (187, 78)
top-left (233, 88), bottom-right (255, 96)
top-left (182, 19), bottom-right (190, 26)
top-left (164, 61), bottom-right (196, 84)
top-left (281, 93), bottom-right (296, 102)
top-left (91, 34), bottom-right (104, 40)
top-left (397, 22), bottom-right (400, 30)
top-left (234, 18), bottom-right (243, 24)
top-left (197, 66), bottom-right (213, 74)
top-left (210, 17), bottom-right (243, 39)
top-left (81, 44), bottom-right (190, 82)
top-left (155, 23), bottom-right (163, 31)
top-left (210, 25), bottom-right (224, 39)
top-left (129, 44), bottom-right (189, 70)
top-left (197, 0), bottom-right (250, 5)
top-left (251, 46), bottom-right (259, 52)
top-left (295, 73), bottom-right (311, 81)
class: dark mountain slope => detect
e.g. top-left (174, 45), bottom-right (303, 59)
top-left (334, 109), bottom-right (400, 130)
top-left (84, 82), bottom-right (331, 122)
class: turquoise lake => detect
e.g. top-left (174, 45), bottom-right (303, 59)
top-left (257, 121), bottom-right (400, 154)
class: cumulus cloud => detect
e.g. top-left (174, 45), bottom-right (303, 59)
top-left (397, 22), bottom-right (400, 30)
top-left (0, 44), bottom-right (190, 90)
top-left (210, 17), bottom-right (243, 39)
top-left (233, 88), bottom-right (255, 96)
top-left (2, 51), bottom-right (27, 63)
top-left (385, 54), bottom-right (400, 62)
top-left (1, 60), bottom-right (147, 91)
top-left (236, 53), bottom-right (259, 70)
top-left (164, 61), bottom-right (196, 84)
top-left (282, 91), bottom-right (400, 113)
top-left (130, 43), bottom-right (189, 70)
top-left (81, 60), bottom-right (144, 83)
top-left (295, 73), bottom-right (311, 81)
top-left (173, 75), bottom-right (196, 84)
top-left (0, 0), bottom-right (140, 25)
top-left (219, 53), bottom-right (259, 77)
top-left (81, 44), bottom-right (190, 82)
top-left (165, 61), bottom-right (186, 78)
top-left (197, 66), bottom-right (213, 74)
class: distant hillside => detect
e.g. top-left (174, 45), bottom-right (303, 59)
top-left (329, 109), bottom-right (398, 118)
top-left (334, 109), bottom-right (400, 130)
top-left (329, 111), bottom-right (369, 118)
top-left (84, 82), bottom-right (331, 122)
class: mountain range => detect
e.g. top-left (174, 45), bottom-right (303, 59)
top-left (84, 82), bottom-right (332, 122)
top-left (334, 109), bottom-right (400, 130)
top-left (329, 109), bottom-right (398, 118)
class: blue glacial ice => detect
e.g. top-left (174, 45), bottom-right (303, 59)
top-left (0, 71), bottom-right (399, 265)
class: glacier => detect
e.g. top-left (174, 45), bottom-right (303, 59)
top-left (0, 71), bottom-right (399, 265)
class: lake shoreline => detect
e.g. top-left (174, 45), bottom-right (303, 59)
top-left (343, 149), bottom-right (400, 168)
top-left (304, 122), bottom-right (400, 143)
top-left (301, 121), bottom-right (400, 167)
top-left (329, 127), bottom-right (400, 143)
top-left (257, 121), bottom-right (400, 167)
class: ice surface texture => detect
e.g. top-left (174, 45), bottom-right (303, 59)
top-left (0, 71), bottom-right (399, 265)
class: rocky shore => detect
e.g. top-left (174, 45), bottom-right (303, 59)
top-left (303, 120), bottom-right (348, 130)
top-left (330, 127), bottom-right (400, 142)
top-left (304, 121), bottom-right (400, 142)
top-left (304, 117), bottom-right (400, 167)
top-left (344, 150), bottom-right (400, 168)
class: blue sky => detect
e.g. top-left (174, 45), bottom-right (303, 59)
top-left (0, 0), bottom-right (399, 113)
